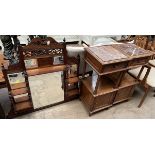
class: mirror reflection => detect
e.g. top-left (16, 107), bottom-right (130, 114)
top-left (28, 71), bottom-right (64, 109)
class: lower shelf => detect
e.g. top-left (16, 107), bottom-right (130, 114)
top-left (27, 65), bottom-right (65, 76)
top-left (66, 77), bottom-right (79, 84)
top-left (14, 101), bottom-right (33, 112)
top-left (14, 94), bottom-right (29, 103)
top-left (11, 82), bottom-right (26, 90)
top-left (67, 89), bottom-right (79, 97)
top-left (11, 87), bottom-right (28, 96)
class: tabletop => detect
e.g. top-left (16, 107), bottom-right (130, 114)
top-left (85, 43), bottom-right (154, 65)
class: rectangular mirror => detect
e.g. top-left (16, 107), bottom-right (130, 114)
top-left (53, 56), bottom-right (64, 65)
top-left (28, 71), bottom-right (64, 109)
top-left (8, 72), bottom-right (25, 84)
top-left (24, 59), bottom-right (38, 69)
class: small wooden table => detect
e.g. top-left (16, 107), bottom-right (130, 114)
top-left (80, 43), bottom-right (154, 115)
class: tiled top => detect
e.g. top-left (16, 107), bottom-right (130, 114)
top-left (112, 43), bottom-right (150, 56)
top-left (86, 43), bottom-right (153, 63)
top-left (86, 45), bottom-right (127, 63)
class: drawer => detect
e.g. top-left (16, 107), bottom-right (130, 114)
top-left (129, 57), bottom-right (149, 67)
top-left (102, 61), bottom-right (128, 73)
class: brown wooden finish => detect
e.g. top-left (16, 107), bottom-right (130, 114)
top-left (1, 37), bottom-right (80, 118)
top-left (80, 73), bottom-right (138, 115)
top-left (14, 95), bottom-right (29, 103)
top-left (0, 55), bottom-right (8, 88)
top-left (11, 87), bottom-right (28, 96)
top-left (14, 101), bottom-right (33, 112)
top-left (80, 43), bottom-right (153, 115)
top-left (0, 72), bottom-right (6, 88)
top-left (0, 73), bottom-right (5, 82)
top-left (67, 89), bottom-right (79, 97)
top-left (81, 75), bottom-right (117, 96)
top-left (27, 65), bottom-right (66, 76)
top-left (129, 64), bottom-right (152, 108)
top-left (66, 77), bottom-right (79, 84)
top-left (37, 57), bottom-right (53, 67)
top-left (1, 46), bottom-right (34, 116)
top-left (114, 85), bottom-right (135, 104)
top-left (11, 82), bottom-right (26, 90)
top-left (21, 37), bottom-right (69, 110)
top-left (85, 43), bottom-right (153, 75)
top-left (23, 44), bottom-right (65, 60)
top-left (64, 54), bottom-right (80, 101)
top-left (106, 71), bottom-right (126, 88)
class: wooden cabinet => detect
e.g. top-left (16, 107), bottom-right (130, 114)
top-left (80, 43), bottom-right (153, 115)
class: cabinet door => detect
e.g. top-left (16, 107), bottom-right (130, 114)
top-left (114, 86), bottom-right (135, 104)
top-left (94, 92), bottom-right (115, 110)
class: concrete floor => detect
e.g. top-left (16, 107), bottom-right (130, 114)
top-left (18, 87), bottom-right (155, 119)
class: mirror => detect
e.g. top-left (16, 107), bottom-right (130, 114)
top-left (24, 59), bottom-right (38, 69)
top-left (8, 72), bottom-right (25, 84)
top-left (28, 71), bottom-right (64, 109)
top-left (53, 56), bottom-right (64, 65)
top-left (68, 64), bottom-right (78, 78)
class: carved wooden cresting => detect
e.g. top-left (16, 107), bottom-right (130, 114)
top-left (23, 46), bottom-right (64, 59)
top-left (22, 37), bottom-right (66, 60)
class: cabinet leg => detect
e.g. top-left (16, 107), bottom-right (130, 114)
top-left (89, 112), bottom-right (92, 116)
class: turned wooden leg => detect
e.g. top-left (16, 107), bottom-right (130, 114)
top-left (138, 86), bottom-right (150, 108)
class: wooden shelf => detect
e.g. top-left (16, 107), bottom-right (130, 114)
top-left (11, 87), bottom-right (28, 96)
top-left (25, 55), bottom-right (53, 60)
top-left (11, 82), bottom-right (26, 90)
top-left (82, 73), bottom-right (137, 96)
top-left (68, 73), bottom-right (77, 78)
top-left (67, 89), bottom-right (79, 97)
top-left (67, 77), bottom-right (79, 84)
top-left (14, 95), bottom-right (29, 103)
top-left (82, 75), bottom-right (115, 96)
top-left (15, 101), bottom-right (32, 112)
top-left (119, 73), bottom-right (138, 88)
top-left (27, 65), bottom-right (65, 76)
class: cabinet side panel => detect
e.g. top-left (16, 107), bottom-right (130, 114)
top-left (80, 83), bottom-right (94, 111)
